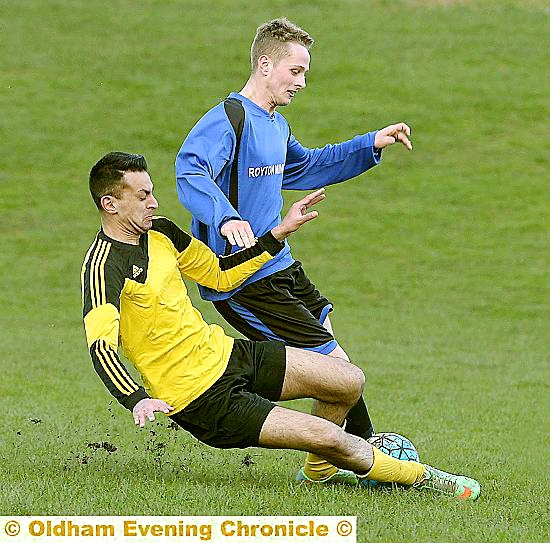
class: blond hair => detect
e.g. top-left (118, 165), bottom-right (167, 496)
top-left (250, 17), bottom-right (314, 70)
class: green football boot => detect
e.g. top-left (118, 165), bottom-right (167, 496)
top-left (295, 467), bottom-right (358, 486)
top-left (414, 464), bottom-right (480, 501)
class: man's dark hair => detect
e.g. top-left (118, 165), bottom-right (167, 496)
top-left (89, 152), bottom-right (148, 210)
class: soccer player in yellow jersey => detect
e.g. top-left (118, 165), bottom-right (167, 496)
top-left (82, 152), bottom-right (480, 500)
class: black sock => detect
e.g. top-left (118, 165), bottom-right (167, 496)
top-left (345, 396), bottom-right (374, 439)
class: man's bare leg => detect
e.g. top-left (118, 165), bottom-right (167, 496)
top-left (277, 346), bottom-right (363, 424)
top-left (259, 346), bottom-right (481, 500)
top-left (258, 406), bottom-right (480, 500)
top-left (323, 314), bottom-right (374, 438)
top-left (278, 345), bottom-right (365, 481)
top-left (259, 408), bottom-right (424, 486)
top-left (259, 346), bottom-right (371, 472)
top-left (259, 407), bottom-right (374, 471)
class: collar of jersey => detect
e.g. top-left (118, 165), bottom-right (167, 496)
top-left (229, 92), bottom-right (275, 119)
top-left (99, 228), bottom-right (147, 251)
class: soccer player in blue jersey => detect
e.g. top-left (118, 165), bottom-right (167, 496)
top-left (175, 17), bottom-right (413, 484)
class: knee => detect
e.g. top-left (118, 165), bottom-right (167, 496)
top-left (309, 423), bottom-right (347, 454)
top-left (341, 364), bottom-right (364, 405)
top-left (329, 356), bottom-right (364, 401)
top-left (356, 365), bottom-right (366, 390)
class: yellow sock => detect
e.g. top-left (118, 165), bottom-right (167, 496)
top-left (361, 447), bottom-right (426, 485)
top-left (303, 453), bottom-right (338, 481)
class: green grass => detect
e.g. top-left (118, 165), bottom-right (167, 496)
top-left (1, 0), bottom-right (549, 541)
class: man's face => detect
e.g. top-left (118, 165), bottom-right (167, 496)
top-left (108, 170), bottom-right (158, 235)
top-left (265, 41), bottom-right (310, 108)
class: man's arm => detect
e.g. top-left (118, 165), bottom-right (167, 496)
top-left (84, 306), bottom-right (149, 409)
top-left (184, 189), bottom-right (324, 290)
top-left (175, 108), bottom-right (244, 231)
top-left (282, 123), bottom-right (412, 190)
top-left (81, 245), bottom-right (167, 417)
top-left (155, 189), bottom-right (325, 292)
top-left (176, 106), bottom-right (258, 249)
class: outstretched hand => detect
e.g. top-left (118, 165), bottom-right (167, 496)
top-left (271, 188), bottom-right (326, 241)
top-left (220, 220), bottom-right (256, 249)
top-left (374, 122), bottom-right (413, 150)
top-left (132, 398), bottom-right (174, 428)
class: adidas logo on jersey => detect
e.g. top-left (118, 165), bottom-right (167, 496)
top-left (132, 265), bottom-right (143, 278)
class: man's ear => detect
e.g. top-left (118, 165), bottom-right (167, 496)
top-left (258, 54), bottom-right (272, 76)
top-left (100, 195), bottom-right (117, 215)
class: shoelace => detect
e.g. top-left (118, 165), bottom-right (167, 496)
top-left (415, 467), bottom-right (458, 494)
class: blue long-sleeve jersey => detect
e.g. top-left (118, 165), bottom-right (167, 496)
top-left (175, 92), bottom-right (381, 301)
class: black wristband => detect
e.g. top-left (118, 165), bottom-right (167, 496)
top-left (257, 231), bottom-right (285, 256)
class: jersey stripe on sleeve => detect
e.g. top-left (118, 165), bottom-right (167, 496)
top-left (90, 239), bottom-right (111, 309)
top-left (93, 339), bottom-right (140, 396)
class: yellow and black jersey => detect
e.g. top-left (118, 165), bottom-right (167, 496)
top-left (81, 216), bottom-right (284, 414)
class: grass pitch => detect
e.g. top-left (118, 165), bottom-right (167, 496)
top-left (1, 1), bottom-right (549, 541)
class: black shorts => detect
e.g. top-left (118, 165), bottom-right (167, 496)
top-left (213, 261), bottom-right (338, 354)
top-left (169, 339), bottom-right (286, 449)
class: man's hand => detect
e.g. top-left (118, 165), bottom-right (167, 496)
top-left (220, 220), bottom-right (256, 249)
top-left (374, 122), bottom-right (413, 150)
top-left (271, 188), bottom-right (326, 241)
top-left (132, 398), bottom-right (174, 428)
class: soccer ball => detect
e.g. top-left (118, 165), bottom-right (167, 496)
top-left (365, 432), bottom-right (420, 487)
top-left (368, 432), bottom-right (420, 462)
